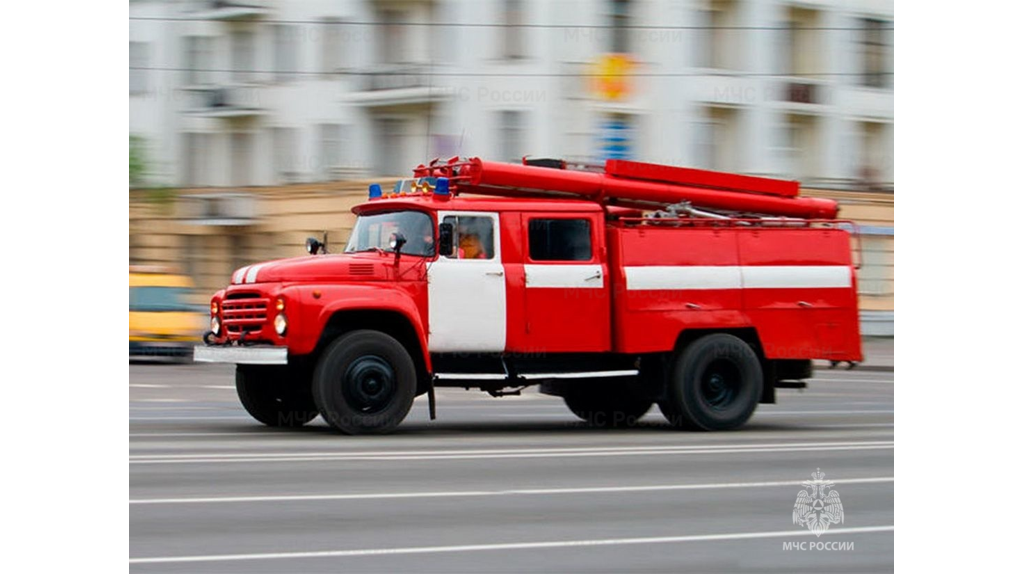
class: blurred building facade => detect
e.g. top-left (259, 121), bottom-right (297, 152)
top-left (129, 0), bottom-right (894, 334)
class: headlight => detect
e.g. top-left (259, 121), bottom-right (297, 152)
top-left (274, 313), bottom-right (287, 336)
top-left (211, 316), bottom-right (221, 336)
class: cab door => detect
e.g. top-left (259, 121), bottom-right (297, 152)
top-left (519, 214), bottom-right (610, 352)
top-left (426, 211), bottom-right (507, 352)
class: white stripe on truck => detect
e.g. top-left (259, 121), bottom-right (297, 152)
top-left (624, 265), bottom-right (850, 291)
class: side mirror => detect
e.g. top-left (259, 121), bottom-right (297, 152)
top-left (438, 223), bottom-right (454, 257)
top-left (305, 237), bottom-right (324, 255)
top-left (389, 232), bottom-right (407, 253)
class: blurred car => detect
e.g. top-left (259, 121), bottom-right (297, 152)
top-left (129, 266), bottom-right (204, 362)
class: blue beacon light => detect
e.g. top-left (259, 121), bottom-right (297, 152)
top-left (368, 183), bottom-right (383, 199)
top-left (434, 177), bottom-right (450, 196)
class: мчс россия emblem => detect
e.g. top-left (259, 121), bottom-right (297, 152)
top-left (793, 468), bottom-right (845, 537)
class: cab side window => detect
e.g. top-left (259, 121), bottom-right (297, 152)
top-left (528, 218), bottom-right (592, 261)
top-left (441, 215), bottom-right (495, 260)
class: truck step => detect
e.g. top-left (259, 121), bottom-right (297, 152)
top-left (517, 369), bottom-right (639, 380)
top-left (432, 369), bottom-right (640, 382)
top-left (433, 373), bottom-right (508, 381)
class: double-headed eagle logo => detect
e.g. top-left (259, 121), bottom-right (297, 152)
top-left (793, 468), bottom-right (845, 537)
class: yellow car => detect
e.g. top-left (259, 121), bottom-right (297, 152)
top-left (129, 267), bottom-right (205, 361)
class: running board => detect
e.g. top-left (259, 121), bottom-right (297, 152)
top-left (433, 369), bottom-right (639, 382)
top-left (517, 370), bottom-right (639, 380)
top-left (433, 373), bottom-right (508, 381)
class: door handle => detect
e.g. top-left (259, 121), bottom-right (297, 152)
top-left (797, 301), bottom-right (813, 308)
top-left (584, 272), bottom-right (602, 281)
top-left (685, 302), bottom-right (702, 310)
top-left (486, 271), bottom-right (504, 277)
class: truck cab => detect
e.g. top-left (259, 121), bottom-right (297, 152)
top-left (196, 157), bottom-right (862, 435)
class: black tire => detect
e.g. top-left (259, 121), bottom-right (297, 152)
top-left (659, 334), bottom-right (763, 431)
top-left (563, 383), bottom-right (653, 427)
top-left (312, 330), bottom-right (417, 435)
top-left (236, 365), bottom-right (319, 428)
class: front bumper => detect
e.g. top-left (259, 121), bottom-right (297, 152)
top-left (193, 345), bottom-right (288, 365)
top-left (130, 341), bottom-right (194, 358)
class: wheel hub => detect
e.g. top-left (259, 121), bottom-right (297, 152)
top-left (700, 360), bottom-right (741, 411)
top-left (343, 356), bottom-right (396, 414)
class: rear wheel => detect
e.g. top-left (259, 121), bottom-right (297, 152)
top-left (563, 382), bottom-right (653, 427)
top-left (236, 365), bottom-right (318, 427)
top-left (313, 330), bottom-right (417, 435)
top-left (659, 334), bottom-right (763, 431)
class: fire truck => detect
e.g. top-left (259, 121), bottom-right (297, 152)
top-left (195, 157), bottom-right (862, 434)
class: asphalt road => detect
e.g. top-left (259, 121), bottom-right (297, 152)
top-left (129, 355), bottom-right (894, 573)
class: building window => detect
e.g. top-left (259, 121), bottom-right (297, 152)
top-left (697, 1), bottom-right (739, 69)
top-left (497, 111), bottom-right (526, 162)
top-left (184, 36), bottom-right (213, 85)
top-left (272, 127), bottom-right (299, 183)
top-left (232, 30), bottom-right (255, 83)
top-left (231, 132), bottom-right (253, 186)
top-left (502, 0), bottom-right (525, 59)
top-left (862, 19), bottom-right (893, 88)
top-left (528, 219), bottom-right (592, 261)
top-left (692, 119), bottom-right (715, 170)
top-left (322, 18), bottom-right (343, 72)
top-left (182, 133), bottom-right (211, 187)
top-left (781, 7), bottom-right (821, 76)
top-left (319, 124), bottom-right (345, 180)
top-left (130, 42), bottom-right (148, 94)
top-left (374, 117), bottom-right (407, 176)
top-left (274, 25), bottom-right (298, 83)
top-left (379, 10), bottom-right (409, 64)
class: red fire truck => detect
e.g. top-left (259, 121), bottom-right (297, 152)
top-left (195, 157), bottom-right (862, 434)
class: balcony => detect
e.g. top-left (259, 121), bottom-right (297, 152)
top-left (771, 77), bottom-right (829, 112)
top-left (186, 85), bottom-right (266, 118)
top-left (180, 193), bottom-right (258, 226)
top-left (345, 65), bottom-right (454, 107)
top-left (197, 1), bottom-right (269, 21)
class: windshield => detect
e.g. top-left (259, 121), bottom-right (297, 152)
top-left (130, 286), bottom-right (193, 312)
top-left (345, 211), bottom-right (435, 257)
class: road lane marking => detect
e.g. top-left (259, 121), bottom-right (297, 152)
top-left (128, 525), bottom-right (894, 564)
top-left (811, 378), bottom-right (894, 384)
top-left (129, 440), bottom-right (893, 465)
top-left (130, 476), bottom-right (893, 505)
top-left (127, 407), bottom-right (893, 422)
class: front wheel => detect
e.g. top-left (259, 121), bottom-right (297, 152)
top-left (659, 334), bottom-right (763, 431)
top-left (236, 365), bottom-right (319, 428)
top-left (312, 330), bottom-right (417, 435)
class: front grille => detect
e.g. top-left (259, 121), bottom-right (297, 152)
top-left (221, 292), bottom-right (269, 337)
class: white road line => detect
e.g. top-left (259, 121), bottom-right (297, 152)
top-left (130, 416), bottom-right (253, 421)
top-left (129, 525), bottom-right (894, 564)
top-left (128, 422), bottom-right (894, 438)
top-left (130, 432), bottom-right (275, 438)
top-left (128, 406), bottom-right (225, 411)
top-left (811, 378), bottom-right (894, 384)
top-left (128, 408), bottom-right (893, 422)
top-left (814, 423), bottom-right (894, 428)
top-left (130, 476), bottom-right (893, 505)
top-left (129, 440), bottom-right (893, 465)
top-left (756, 409), bottom-right (893, 415)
